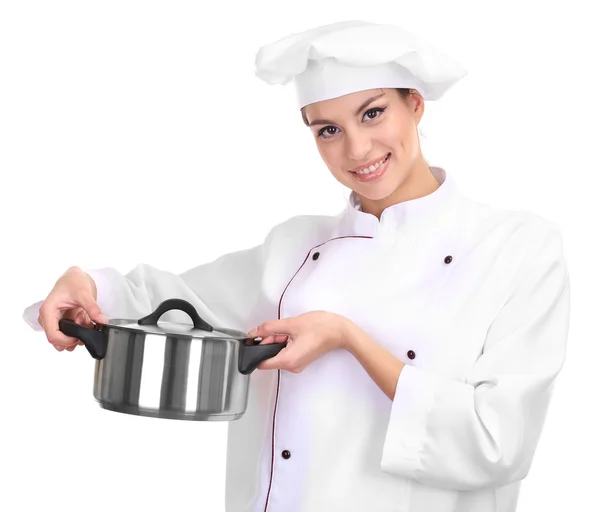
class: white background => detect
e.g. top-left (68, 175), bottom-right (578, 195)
top-left (1, 1), bottom-right (597, 510)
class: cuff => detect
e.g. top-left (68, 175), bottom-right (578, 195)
top-left (380, 363), bottom-right (441, 476)
top-left (22, 300), bottom-right (45, 331)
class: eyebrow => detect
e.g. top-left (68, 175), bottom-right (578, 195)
top-left (308, 93), bottom-right (386, 127)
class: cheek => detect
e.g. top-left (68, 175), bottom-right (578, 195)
top-left (316, 145), bottom-right (326, 161)
top-left (384, 123), bottom-right (417, 154)
top-left (318, 145), bottom-right (343, 172)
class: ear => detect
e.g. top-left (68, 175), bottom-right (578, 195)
top-left (409, 89), bottom-right (425, 124)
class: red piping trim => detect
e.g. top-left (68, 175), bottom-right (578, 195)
top-left (262, 235), bottom-right (373, 511)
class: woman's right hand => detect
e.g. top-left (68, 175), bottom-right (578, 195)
top-left (38, 266), bottom-right (108, 352)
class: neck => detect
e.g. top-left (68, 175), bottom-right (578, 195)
top-left (359, 158), bottom-right (440, 220)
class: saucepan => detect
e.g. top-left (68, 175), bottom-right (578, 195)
top-left (58, 298), bottom-right (286, 421)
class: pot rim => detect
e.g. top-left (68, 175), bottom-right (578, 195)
top-left (96, 318), bottom-right (250, 341)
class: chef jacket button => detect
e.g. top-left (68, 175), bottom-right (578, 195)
top-left (407, 350), bottom-right (416, 360)
top-left (282, 450), bottom-right (291, 459)
top-left (312, 252), bottom-right (320, 261)
top-left (444, 255), bottom-right (453, 264)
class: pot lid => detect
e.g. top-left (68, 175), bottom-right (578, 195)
top-left (103, 318), bottom-right (246, 339)
top-left (98, 298), bottom-right (250, 340)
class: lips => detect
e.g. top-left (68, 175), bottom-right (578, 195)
top-left (349, 153), bottom-right (391, 174)
top-left (351, 153), bottom-right (391, 183)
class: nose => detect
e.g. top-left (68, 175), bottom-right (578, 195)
top-left (345, 128), bottom-right (373, 163)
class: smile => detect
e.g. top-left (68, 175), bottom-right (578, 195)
top-left (350, 153), bottom-right (391, 175)
top-left (350, 153), bottom-right (391, 183)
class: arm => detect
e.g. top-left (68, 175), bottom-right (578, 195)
top-left (22, 225), bottom-right (280, 334)
top-left (347, 223), bottom-right (570, 491)
top-left (342, 323), bottom-right (406, 401)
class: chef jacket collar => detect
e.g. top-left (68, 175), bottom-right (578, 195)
top-left (336, 166), bottom-right (460, 241)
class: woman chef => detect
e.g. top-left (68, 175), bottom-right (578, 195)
top-left (23, 20), bottom-right (570, 512)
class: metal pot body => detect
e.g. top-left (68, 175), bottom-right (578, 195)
top-left (92, 328), bottom-right (249, 421)
top-left (58, 298), bottom-right (287, 421)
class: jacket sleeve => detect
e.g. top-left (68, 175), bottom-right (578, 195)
top-left (22, 225), bottom-right (281, 334)
top-left (380, 222), bottom-right (571, 491)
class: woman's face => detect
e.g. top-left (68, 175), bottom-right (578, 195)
top-left (303, 88), bottom-right (425, 205)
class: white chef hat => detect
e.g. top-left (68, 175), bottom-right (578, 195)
top-left (255, 20), bottom-right (468, 109)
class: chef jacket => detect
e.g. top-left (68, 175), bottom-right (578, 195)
top-left (23, 166), bottom-right (571, 512)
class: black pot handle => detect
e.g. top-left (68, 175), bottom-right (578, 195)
top-left (137, 298), bottom-right (214, 332)
top-left (58, 319), bottom-right (108, 360)
top-left (238, 341), bottom-right (288, 375)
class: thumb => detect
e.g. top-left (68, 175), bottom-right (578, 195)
top-left (253, 333), bottom-right (290, 345)
top-left (248, 319), bottom-right (284, 338)
top-left (248, 319), bottom-right (293, 344)
top-left (77, 292), bottom-right (108, 324)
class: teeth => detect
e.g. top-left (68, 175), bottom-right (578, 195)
top-left (354, 154), bottom-right (389, 174)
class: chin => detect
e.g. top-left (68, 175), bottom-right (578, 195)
top-left (357, 188), bottom-right (395, 202)
top-left (355, 171), bottom-right (411, 203)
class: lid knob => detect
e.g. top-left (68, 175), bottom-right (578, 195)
top-left (137, 298), bottom-right (214, 332)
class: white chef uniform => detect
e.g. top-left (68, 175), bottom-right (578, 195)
top-left (22, 20), bottom-right (570, 512)
top-left (22, 166), bottom-right (570, 511)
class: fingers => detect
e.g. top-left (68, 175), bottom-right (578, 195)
top-left (61, 310), bottom-right (85, 351)
top-left (75, 290), bottom-right (107, 325)
top-left (256, 334), bottom-right (290, 345)
top-left (38, 269), bottom-right (108, 353)
top-left (39, 301), bottom-right (81, 350)
top-left (40, 301), bottom-right (99, 352)
top-left (73, 308), bottom-right (95, 330)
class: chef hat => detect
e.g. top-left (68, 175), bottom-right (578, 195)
top-left (255, 20), bottom-right (468, 109)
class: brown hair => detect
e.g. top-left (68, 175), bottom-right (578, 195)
top-left (300, 88), bottom-right (413, 127)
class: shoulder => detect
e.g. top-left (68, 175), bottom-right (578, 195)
top-left (455, 195), bottom-right (567, 279)
top-left (266, 212), bottom-right (339, 238)
top-left (261, 212), bottom-right (341, 251)
top-left (458, 193), bottom-right (564, 246)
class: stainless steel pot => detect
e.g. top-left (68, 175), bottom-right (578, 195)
top-left (58, 298), bottom-right (286, 421)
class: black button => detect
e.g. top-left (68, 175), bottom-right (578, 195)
top-left (282, 450), bottom-right (291, 459)
top-left (444, 255), bottom-right (453, 264)
top-left (407, 350), bottom-right (416, 360)
top-left (312, 252), bottom-right (320, 261)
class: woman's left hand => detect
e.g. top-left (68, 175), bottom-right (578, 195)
top-left (247, 311), bottom-right (348, 373)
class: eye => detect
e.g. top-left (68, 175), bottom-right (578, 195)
top-left (363, 107), bottom-right (386, 121)
top-left (317, 126), bottom-right (339, 139)
top-left (316, 107), bottom-right (386, 139)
